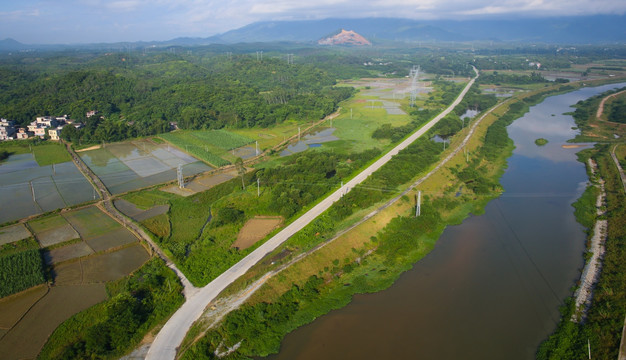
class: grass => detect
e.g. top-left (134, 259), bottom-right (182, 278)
top-left (190, 130), bottom-right (254, 150)
top-left (32, 143), bottom-right (71, 166)
top-left (0, 141), bottom-right (70, 166)
top-left (159, 131), bottom-right (230, 167)
top-left (141, 214), bottom-right (170, 239)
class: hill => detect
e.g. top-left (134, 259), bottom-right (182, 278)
top-left (209, 16), bottom-right (626, 44)
top-left (318, 29), bottom-right (371, 46)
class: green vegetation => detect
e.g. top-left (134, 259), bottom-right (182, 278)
top-left (0, 238), bottom-right (46, 298)
top-left (606, 94), bottom-right (626, 124)
top-left (39, 258), bottom-right (184, 360)
top-left (535, 138), bottom-right (549, 146)
top-left (191, 130), bottom-right (254, 150)
top-left (478, 71), bottom-right (549, 85)
top-left (32, 142), bottom-right (71, 166)
top-left (179, 81), bottom-right (584, 359)
top-left (0, 56), bottom-right (352, 145)
top-left (0, 139), bottom-right (69, 166)
top-left (537, 145), bottom-right (626, 360)
top-left (159, 131), bottom-right (230, 167)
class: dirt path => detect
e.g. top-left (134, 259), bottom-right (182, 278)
top-left (596, 89), bottom-right (626, 120)
top-left (571, 159), bottom-right (607, 322)
top-left (611, 144), bottom-right (626, 193)
top-left (64, 141), bottom-right (197, 298)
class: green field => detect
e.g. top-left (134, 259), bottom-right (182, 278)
top-left (190, 130), bottom-right (253, 150)
top-left (159, 131), bottom-right (231, 167)
top-left (62, 206), bottom-right (120, 239)
top-left (0, 141), bottom-right (70, 166)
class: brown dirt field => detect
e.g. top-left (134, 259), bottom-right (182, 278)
top-left (75, 144), bottom-right (102, 152)
top-left (0, 283), bottom-right (106, 360)
top-left (0, 224), bottom-right (31, 246)
top-left (44, 242), bottom-right (94, 265)
top-left (232, 217), bottom-right (283, 250)
top-left (85, 227), bottom-right (137, 253)
top-left (52, 261), bottom-right (83, 285)
top-left (37, 224), bottom-right (80, 248)
top-left (0, 285), bottom-right (48, 329)
top-left (562, 144), bottom-right (589, 149)
top-left (81, 244), bottom-right (150, 283)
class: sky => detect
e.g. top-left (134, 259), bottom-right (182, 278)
top-left (1, 0), bottom-right (625, 44)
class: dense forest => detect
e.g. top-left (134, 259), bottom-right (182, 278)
top-left (0, 53), bottom-right (353, 144)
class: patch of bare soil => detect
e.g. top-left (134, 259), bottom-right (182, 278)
top-left (232, 216), bottom-right (283, 250)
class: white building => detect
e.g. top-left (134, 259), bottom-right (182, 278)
top-left (0, 118), bottom-right (16, 140)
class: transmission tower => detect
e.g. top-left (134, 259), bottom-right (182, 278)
top-left (177, 164), bottom-right (184, 189)
top-left (409, 65), bottom-right (420, 107)
top-left (287, 54), bottom-right (294, 65)
top-left (256, 51), bottom-right (263, 61)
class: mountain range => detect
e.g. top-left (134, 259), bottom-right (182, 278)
top-left (1, 15), bottom-right (625, 51)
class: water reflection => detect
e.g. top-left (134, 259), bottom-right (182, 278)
top-left (270, 82), bottom-right (626, 360)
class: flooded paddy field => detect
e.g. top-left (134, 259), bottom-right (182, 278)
top-left (0, 284), bottom-right (106, 359)
top-left (0, 224), bottom-right (31, 245)
top-left (0, 204), bottom-right (151, 359)
top-left (280, 128), bottom-right (340, 156)
top-left (79, 139), bottom-right (212, 194)
top-left (0, 153), bottom-right (97, 224)
top-left (114, 199), bottom-right (169, 222)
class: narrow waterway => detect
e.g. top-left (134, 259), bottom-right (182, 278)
top-left (270, 83), bottom-right (626, 360)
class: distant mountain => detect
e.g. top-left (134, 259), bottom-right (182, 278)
top-left (208, 16), bottom-right (626, 44)
top-left (318, 29), bottom-right (371, 46)
top-left (0, 38), bottom-right (29, 51)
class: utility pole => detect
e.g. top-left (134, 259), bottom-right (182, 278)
top-left (298, 127), bottom-right (301, 141)
top-left (350, 108), bottom-right (353, 119)
top-left (177, 164), bottom-right (184, 189)
top-left (257, 178), bottom-right (260, 197)
top-left (256, 140), bottom-right (259, 156)
top-left (415, 190), bottom-right (421, 217)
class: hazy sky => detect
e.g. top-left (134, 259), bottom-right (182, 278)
top-left (1, 0), bottom-right (625, 44)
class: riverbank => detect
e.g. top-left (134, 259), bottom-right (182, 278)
top-left (176, 84), bottom-right (562, 358)
top-left (174, 80), bottom-right (619, 360)
top-left (571, 159), bottom-right (606, 322)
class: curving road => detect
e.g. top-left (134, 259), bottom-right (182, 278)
top-left (146, 67), bottom-right (479, 360)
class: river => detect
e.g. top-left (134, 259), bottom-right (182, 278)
top-left (269, 83), bottom-right (626, 360)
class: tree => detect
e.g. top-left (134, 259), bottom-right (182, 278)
top-left (235, 157), bottom-right (245, 189)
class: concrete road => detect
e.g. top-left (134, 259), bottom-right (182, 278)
top-left (146, 68), bottom-right (479, 360)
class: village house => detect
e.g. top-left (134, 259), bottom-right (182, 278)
top-left (15, 128), bottom-right (31, 139)
top-left (0, 118), bottom-right (17, 140)
top-left (28, 115), bottom-right (72, 139)
top-left (48, 127), bottom-right (64, 141)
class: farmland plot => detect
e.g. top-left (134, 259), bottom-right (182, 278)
top-left (79, 139), bottom-right (211, 194)
top-left (0, 153), bottom-right (97, 224)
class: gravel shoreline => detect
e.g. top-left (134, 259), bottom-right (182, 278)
top-left (571, 159), bottom-right (606, 322)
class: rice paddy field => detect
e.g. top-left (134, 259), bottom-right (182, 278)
top-left (0, 153), bottom-right (98, 224)
top-left (159, 129), bottom-right (255, 166)
top-left (79, 138), bottom-right (212, 194)
top-left (0, 205), bottom-right (150, 359)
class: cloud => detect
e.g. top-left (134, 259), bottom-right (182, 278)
top-left (1, 0), bottom-right (625, 43)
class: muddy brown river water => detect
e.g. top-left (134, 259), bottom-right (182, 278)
top-left (269, 83), bottom-right (626, 360)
